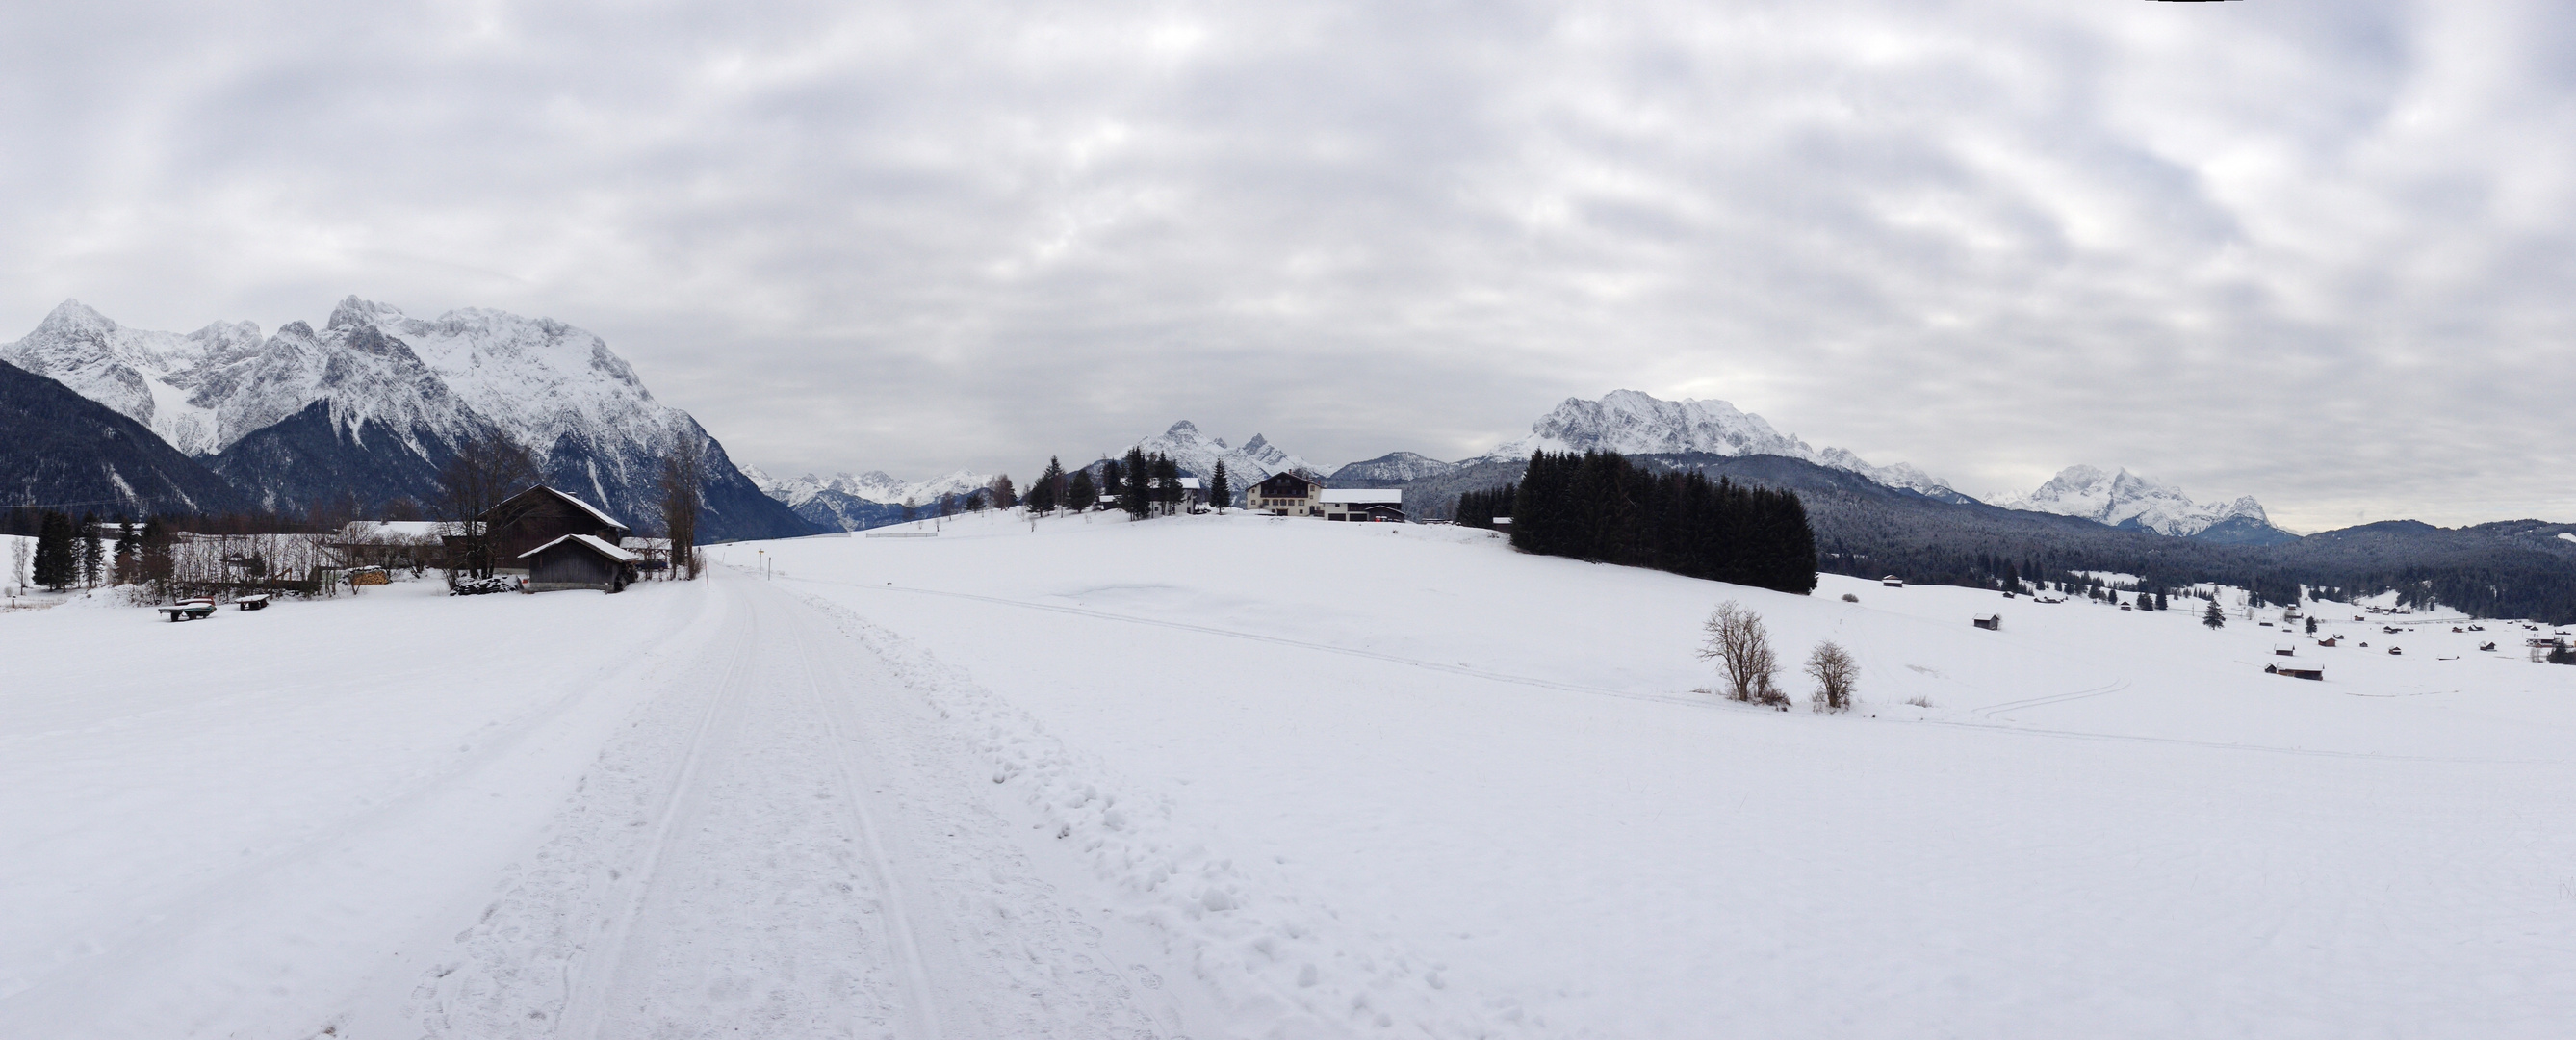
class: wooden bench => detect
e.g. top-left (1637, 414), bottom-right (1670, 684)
top-left (159, 601), bottom-right (218, 622)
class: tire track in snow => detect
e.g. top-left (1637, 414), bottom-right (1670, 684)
top-left (1969, 681), bottom-right (2130, 719)
top-left (0, 586), bottom-right (722, 1032)
top-left (773, 589), bottom-right (950, 1040)
top-left (552, 592), bottom-right (767, 1040)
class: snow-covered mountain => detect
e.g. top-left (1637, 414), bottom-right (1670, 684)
top-left (1115, 421), bottom-right (1320, 487)
top-left (1992, 466), bottom-right (2277, 538)
top-left (1471, 390), bottom-right (1973, 503)
top-left (1, 300), bottom-right (271, 455)
top-left (744, 466), bottom-right (999, 533)
top-left (0, 298), bottom-right (810, 539)
top-left (1328, 452), bottom-right (1460, 485)
top-left (748, 468), bottom-right (992, 508)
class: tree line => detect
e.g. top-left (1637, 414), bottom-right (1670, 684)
top-left (1017, 448), bottom-right (1224, 519)
top-left (1498, 450), bottom-right (1819, 595)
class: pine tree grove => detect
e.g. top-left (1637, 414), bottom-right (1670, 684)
top-left (1508, 450), bottom-right (1818, 594)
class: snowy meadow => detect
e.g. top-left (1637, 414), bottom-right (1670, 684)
top-left (4, 511), bottom-right (2574, 1038)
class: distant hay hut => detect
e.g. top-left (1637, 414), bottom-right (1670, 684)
top-left (518, 534), bottom-right (639, 593)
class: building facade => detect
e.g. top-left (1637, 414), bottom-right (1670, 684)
top-left (1249, 472), bottom-right (1323, 516)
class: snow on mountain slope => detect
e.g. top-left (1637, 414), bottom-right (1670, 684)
top-left (0, 300), bottom-right (263, 455)
top-left (754, 469), bottom-right (992, 508)
top-left (1474, 390), bottom-right (1972, 501)
top-left (1993, 465), bottom-right (2271, 537)
top-left (213, 315), bottom-right (496, 461)
top-left (339, 299), bottom-right (681, 470)
top-left (1, 298), bottom-right (809, 537)
top-left (1328, 451), bottom-right (1459, 484)
top-left (1117, 420), bottom-right (1319, 485)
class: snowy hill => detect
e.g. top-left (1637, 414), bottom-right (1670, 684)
top-left (1470, 390), bottom-right (1973, 502)
top-left (0, 298), bottom-right (810, 539)
top-left (1993, 465), bottom-right (2285, 540)
top-left (1327, 451), bottom-right (1459, 485)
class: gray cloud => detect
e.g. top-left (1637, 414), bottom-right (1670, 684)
top-left (3, 0), bottom-right (2571, 530)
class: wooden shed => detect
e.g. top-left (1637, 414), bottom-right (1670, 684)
top-left (477, 486), bottom-right (632, 570)
top-left (518, 534), bottom-right (639, 593)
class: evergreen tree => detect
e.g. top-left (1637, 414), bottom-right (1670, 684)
top-left (1027, 457), bottom-right (1064, 512)
top-left (1209, 461), bottom-right (1230, 511)
top-left (33, 511), bottom-right (74, 591)
top-left (1508, 450), bottom-right (1816, 595)
top-left (114, 520), bottom-right (137, 584)
top-left (2202, 599), bottom-right (2227, 630)
top-left (1100, 459), bottom-right (1125, 501)
top-left (1119, 447), bottom-right (1152, 518)
top-left (1067, 468), bottom-right (1096, 511)
top-left (77, 512), bottom-right (102, 589)
top-left (2306, 615), bottom-right (2319, 635)
top-left (136, 518), bottom-right (175, 599)
top-left (1148, 454), bottom-right (1181, 516)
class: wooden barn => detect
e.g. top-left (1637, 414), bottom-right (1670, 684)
top-left (475, 486), bottom-right (632, 570)
top-left (518, 534), bottom-right (639, 593)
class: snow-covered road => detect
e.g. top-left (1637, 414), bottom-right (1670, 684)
top-left (1, 573), bottom-right (1204, 1039)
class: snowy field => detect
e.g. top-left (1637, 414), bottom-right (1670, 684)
top-left (4, 512), bottom-right (2575, 1037)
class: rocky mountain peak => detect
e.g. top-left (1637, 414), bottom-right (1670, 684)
top-left (1995, 465), bottom-right (2271, 536)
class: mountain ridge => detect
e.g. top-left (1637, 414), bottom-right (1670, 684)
top-left (1, 298), bottom-right (811, 540)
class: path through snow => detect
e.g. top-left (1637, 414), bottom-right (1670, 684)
top-left (1, 573), bottom-right (1205, 1039)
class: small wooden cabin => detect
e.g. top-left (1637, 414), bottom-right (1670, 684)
top-left (518, 534), bottom-right (639, 593)
top-left (1972, 614), bottom-right (2001, 631)
top-left (1881, 576), bottom-right (1905, 587)
top-left (2265, 664), bottom-right (2325, 680)
top-left (477, 486), bottom-right (632, 569)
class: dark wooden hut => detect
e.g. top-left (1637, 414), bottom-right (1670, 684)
top-left (477, 486), bottom-right (631, 568)
top-left (519, 533), bottom-right (639, 593)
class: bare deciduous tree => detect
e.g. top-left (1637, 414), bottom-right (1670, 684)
top-left (1806, 640), bottom-right (1857, 713)
top-left (437, 432), bottom-right (540, 579)
top-left (657, 434), bottom-right (704, 580)
top-left (1698, 600), bottom-right (1784, 705)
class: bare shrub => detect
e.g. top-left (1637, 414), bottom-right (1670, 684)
top-left (1904, 694), bottom-right (1934, 708)
top-left (1806, 641), bottom-right (1857, 713)
top-left (1698, 601), bottom-right (1784, 705)
top-left (1841, 592), bottom-right (1858, 603)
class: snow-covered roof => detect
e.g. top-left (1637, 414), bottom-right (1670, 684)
top-left (518, 533), bottom-right (637, 562)
top-left (490, 485), bottom-right (631, 533)
top-left (336, 520), bottom-right (447, 540)
top-left (1173, 477), bottom-right (1203, 490)
top-left (1318, 489), bottom-right (1404, 505)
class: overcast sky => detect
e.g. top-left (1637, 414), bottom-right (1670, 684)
top-left (4, 0), bottom-right (2572, 531)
